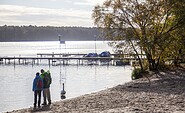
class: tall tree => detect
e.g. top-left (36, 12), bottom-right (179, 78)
top-left (92, 0), bottom-right (185, 70)
top-left (168, 0), bottom-right (185, 63)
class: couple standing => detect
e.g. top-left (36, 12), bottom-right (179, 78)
top-left (32, 69), bottom-right (52, 108)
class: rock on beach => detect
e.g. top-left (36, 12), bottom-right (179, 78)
top-left (6, 68), bottom-right (185, 113)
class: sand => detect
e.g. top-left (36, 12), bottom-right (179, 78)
top-left (6, 68), bottom-right (185, 113)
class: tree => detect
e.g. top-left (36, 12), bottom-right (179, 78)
top-left (92, 0), bottom-right (185, 71)
top-left (168, 0), bottom-right (185, 64)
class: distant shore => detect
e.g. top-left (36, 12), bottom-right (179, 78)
top-left (7, 68), bottom-right (185, 113)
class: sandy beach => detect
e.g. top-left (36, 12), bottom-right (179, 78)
top-left (6, 68), bottom-right (185, 113)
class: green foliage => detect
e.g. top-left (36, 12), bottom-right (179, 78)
top-left (142, 59), bottom-right (149, 71)
top-left (131, 68), bottom-right (142, 80)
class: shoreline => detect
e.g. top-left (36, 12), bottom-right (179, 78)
top-left (6, 68), bottom-right (185, 113)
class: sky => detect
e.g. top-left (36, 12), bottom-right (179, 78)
top-left (0, 0), bottom-right (104, 27)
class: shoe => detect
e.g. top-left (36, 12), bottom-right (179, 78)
top-left (48, 102), bottom-right (51, 105)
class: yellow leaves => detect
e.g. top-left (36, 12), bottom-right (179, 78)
top-left (103, 0), bottom-right (112, 8)
top-left (104, 13), bottom-right (113, 28)
top-left (114, 0), bottom-right (123, 9)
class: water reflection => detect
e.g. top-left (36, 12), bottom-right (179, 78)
top-left (0, 41), bottom-right (133, 112)
top-left (61, 83), bottom-right (66, 99)
top-left (0, 62), bottom-right (132, 112)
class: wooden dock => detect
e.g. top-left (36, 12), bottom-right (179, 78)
top-left (0, 53), bottom-right (146, 66)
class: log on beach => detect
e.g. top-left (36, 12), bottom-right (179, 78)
top-left (7, 68), bottom-right (185, 113)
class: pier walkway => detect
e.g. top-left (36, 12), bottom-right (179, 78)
top-left (0, 53), bottom-right (146, 66)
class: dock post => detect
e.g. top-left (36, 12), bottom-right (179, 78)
top-left (18, 59), bottom-right (20, 64)
top-left (0, 58), bottom-right (3, 64)
top-left (32, 59), bottom-right (35, 66)
top-left (33, 59), bottom-right (35, 65)
top-left (67, 60), bottom-right (68, 65)
top-left (37, 59), bottom-right (39, 65)
top-left (48, 59), bottom-right (50, 67)
top-left (79, 59), bottom-right (80, 65)
top-left (14, 56), bottom-right (15, 65)
top-left (81, 60), bottom-right (83, 65)
top-left (25, 59), bottom-right (27, 64)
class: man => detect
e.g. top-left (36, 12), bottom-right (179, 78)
top-left (40, 69), bottom-right (52, 105)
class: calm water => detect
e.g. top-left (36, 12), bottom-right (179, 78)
top-left (0, 41), bottom-right (132, 112)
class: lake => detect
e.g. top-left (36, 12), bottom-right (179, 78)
top-left (0, 41), bottom-right (133, 112)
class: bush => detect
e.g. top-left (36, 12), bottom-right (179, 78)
top-left (131, 68), bottom-right (143, 80)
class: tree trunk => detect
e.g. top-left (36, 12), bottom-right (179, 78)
top-left (146, 53), bottom-right (157, 71)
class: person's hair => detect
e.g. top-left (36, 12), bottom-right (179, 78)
top-left (41, 69), bottom-right (44, 73)
top-left (36, 72), bottom-right (40, 76)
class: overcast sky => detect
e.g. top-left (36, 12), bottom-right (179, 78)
top-left (0, 0), bottom-right (104, 27)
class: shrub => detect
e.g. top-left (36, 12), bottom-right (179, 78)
top-left (131, 68), bottom-right (143, 80)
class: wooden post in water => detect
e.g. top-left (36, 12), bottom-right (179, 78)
top-left (48, 59), bottom-right (51, 67)
top-left (14, 57), bottom-right (15, 65)
top-left (32, 59), bottom-right (34, 66)
top-left (37, 59), bottom-right (39, 65)
top-left (77, 59), bottom-right (79, 65)
top-left (18, 59), bottom-right (20, 64)
top-left (62, 60), bottom-right (64, 65)
top-left (8, 59), bottom-right (10, 64)
top-left (33, 59), bottom-right (36, 65)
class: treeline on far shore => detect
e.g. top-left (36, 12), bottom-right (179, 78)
top-left (0, 25), bottom-right (103, 42)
